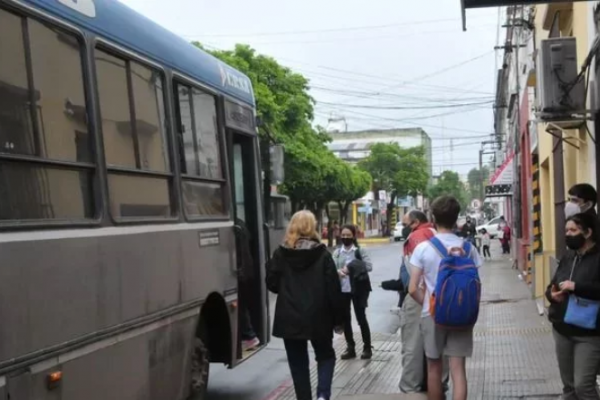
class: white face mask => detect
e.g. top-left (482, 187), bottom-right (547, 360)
top-left (565, 201), bottom-right (581, 219)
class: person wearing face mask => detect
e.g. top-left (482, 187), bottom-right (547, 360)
top-left (565, 183), bottom-right (598, 220)
top-left (332, 225), bottom-right (373, 360)
top-left (546, 212), bottom-right (600, 400)
top-left (398, 211), bottom-right (449, 394)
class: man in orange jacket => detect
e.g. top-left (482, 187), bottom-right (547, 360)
top-left (398, 210), bottom-right (436, 393)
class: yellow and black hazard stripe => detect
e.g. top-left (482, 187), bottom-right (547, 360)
top-left (390, 207), bottom-right (397, 226)
top-left (532, 153), bottom-right (543, 254)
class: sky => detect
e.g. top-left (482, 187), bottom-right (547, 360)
top-left (119, 0), bottom-right (502, 177)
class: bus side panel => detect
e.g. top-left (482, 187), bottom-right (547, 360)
top-left (180, 228), bottom-right (236, 303)
top-left (0, 225), bottom-right (236, 365)
top-left (55, 315), bottom-right (196, 400)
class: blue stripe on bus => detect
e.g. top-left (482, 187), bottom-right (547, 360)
top-left (21, 0), bottom-right (255, 105)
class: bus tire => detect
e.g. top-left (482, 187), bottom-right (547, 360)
top-left (190, 329), bottom-right (209, 399)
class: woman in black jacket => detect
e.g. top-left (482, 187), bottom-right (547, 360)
top-left (546, 212), bottom-right (600, 400)
top-left (266, 210), bottom-right (346, 400)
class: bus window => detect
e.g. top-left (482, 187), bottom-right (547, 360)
top-left (175, 82), bottom-right (227, 218)
top-left (0, 9), bottom-right (95, 222)
top-left (95, 48), bottom-right (173, 220)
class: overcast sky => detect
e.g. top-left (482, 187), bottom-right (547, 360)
top-left (120, 0), bottom-right (501, 177)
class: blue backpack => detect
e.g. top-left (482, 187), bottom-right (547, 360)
top-left (428, 237), bottom-right (481, 329)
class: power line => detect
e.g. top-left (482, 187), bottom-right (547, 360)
top-left (316, 104), bottom-right (493, 134)
top-left (310, 85), bottom-right (494, 103)
top-left (316, 111), bottom-right (493, 140)
top-left (227, 24), bottom-right (497, 46)
top-left (202, 42), bottom-right (495, 97)
top-left (282, 58), bottom-right (495, 96)
top-left (316, 100), bottom-right (494, 110)
top-left (316, 103), bottom-right (490, 125)
top-left (354, 50), bottom-right (495, 98)
top-left (184, 16), bottom-right (496, 38)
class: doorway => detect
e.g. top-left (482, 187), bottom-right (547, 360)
top-left (230, 131), bottom-right (265, 361)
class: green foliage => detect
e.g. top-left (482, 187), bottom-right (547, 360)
top-left (358, 143), bottom-right (429, 205)
top-left (195, 43), bottom-right (370, 213)
top-left (428, 170), bottom-right (469, 211)
top-left (467, 166), bottom-right (490, 203)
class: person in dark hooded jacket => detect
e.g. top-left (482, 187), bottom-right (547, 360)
top-left (266, 210), bottom-right (345, 400)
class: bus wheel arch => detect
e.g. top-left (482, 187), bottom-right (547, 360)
top-left (198, 293), bottom-right (232, 364)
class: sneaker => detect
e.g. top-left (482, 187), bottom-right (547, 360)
top-left (242, 337), bottom-right (260, 351)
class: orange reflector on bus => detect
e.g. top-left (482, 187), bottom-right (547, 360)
top-left (46, 371), bottom-right (62, 390)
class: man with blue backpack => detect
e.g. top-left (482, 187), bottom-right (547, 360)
top-left (408, 196), bottom-right (482, 400)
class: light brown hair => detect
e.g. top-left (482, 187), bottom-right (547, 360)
top-left (283, 210), bottom-right (320, 248)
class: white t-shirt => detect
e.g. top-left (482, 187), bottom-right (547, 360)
top-left (409, 232), bottom-right (483, 317)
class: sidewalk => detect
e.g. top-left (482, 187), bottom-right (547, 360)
top-left (267, 252), bottom-right (562, 400)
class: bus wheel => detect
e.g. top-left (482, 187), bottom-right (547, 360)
top-left (190, 336), bottom-right (209, 399)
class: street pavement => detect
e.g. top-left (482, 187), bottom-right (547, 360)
top-left (206, 242), bottom-right (564, 400)
top-left (206, 243), bottom-right (404, 400)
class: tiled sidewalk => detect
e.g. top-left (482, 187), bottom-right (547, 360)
top-left (270, 254), bottom-right (563, 400)
top-left (468, 256), bottom-right (561, 399)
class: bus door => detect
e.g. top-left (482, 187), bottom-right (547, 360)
top-left (230, 131), bottom-right (267, 361)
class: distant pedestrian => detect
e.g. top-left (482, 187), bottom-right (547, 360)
top-left (461, 217), bottom-right (479, 254)
top-left (481, 229), bottom-right (491, 260)
top-left (333, 224), bottom-right (373, 360)
top-left (266, 210), bottom-right (346, 400)
top-left (333, 220), bottom-right (341, 247)
top-left (409, 196), bottom-right (482, 400)
top-left (546, 212), bottom-right (600, 400)
top-left (498, 217), bottom-right (511, 254)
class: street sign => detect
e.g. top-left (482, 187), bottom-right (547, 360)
top-left (485, 184), bottom-right (512, 197)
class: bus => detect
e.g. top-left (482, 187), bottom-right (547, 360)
top-left (0, 0), bottom-right (270, 399)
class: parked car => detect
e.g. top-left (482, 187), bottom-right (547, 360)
top-left (392, 222), bottom-right (406, 242)
top-left (476, 216), bottom-right (504, 238)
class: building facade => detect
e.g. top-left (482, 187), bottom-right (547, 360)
top-left (492, 2), bottom-right (600, 311)
top-left (326, 128), bottom-right (432, 234)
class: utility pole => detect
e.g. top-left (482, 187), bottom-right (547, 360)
top-left (479, 149), bottom-right (484, 201)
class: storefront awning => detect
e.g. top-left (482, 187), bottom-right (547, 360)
top-left (485, 153), bottom-right (514, 198)
top-left (490, 153), bottom-right (514, 185)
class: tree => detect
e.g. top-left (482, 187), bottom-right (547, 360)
top-left (329, 164), bottom-right (371, 225)
top-left (467, 166), bottom-right (490, 203)
top-left (195, 43), bottom-right (342, 218)
top-left (358, 143), bottom-right (429, 222)
top-left (428, 170), bottom-right (469, 211)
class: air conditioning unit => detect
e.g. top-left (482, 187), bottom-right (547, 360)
top-left (537, 37), bottom-right (585, 119)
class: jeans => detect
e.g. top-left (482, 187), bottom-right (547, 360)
top-left (240, 306), bottom-right (256, 340)
top-left (343, 293), bottom-right (371, 349)
top-left (483, 245), bottom-right (491, 258)
top-left (284, 339), bottom-right (336, 400)
top-left (553, 329), bottom-right (600, 400)
top-left (399, 295), bottom-right (426, 392)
